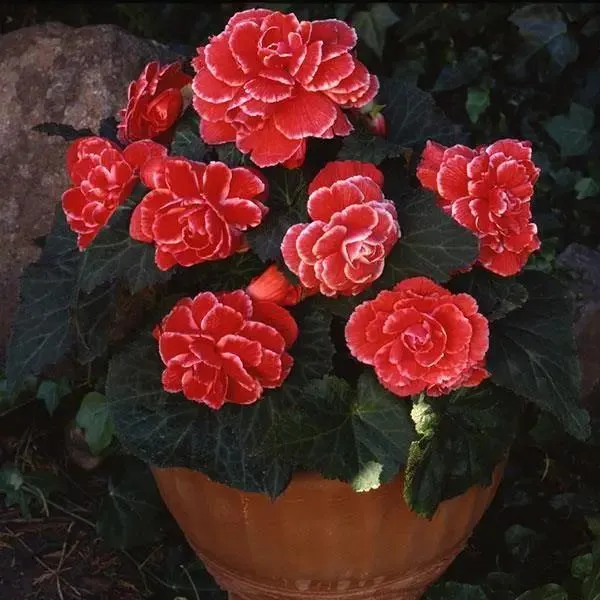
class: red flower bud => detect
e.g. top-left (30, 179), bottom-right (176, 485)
top-left (247, 265), bottom-right (307, 306)
top-left (366, 112), bottom-right (387, 137)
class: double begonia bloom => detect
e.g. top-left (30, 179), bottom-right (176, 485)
top-left (417, 138), bottom-right (541, 277)
top-left (118, 61), bottom-right (192, 144)
top-left (130, 157), bottom-right (268, 271)
top-left (346, 277), bottom-right (489, 397)
top-left (191, 8), bottom-right (378, 168)
top-left (246, 264), bottom-right (309, 306)
top-left (62, 136), bottom-right (167, 249)
top-left (154, 289), bottom-right (298, 408)
top-left (281, 161), bottom-right (399, 297)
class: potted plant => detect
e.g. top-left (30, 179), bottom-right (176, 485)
top-left (5, 7), bottom-right (588, 600)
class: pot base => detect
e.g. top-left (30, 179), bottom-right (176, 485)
top-left (207, 542), bottom-right (464, 600)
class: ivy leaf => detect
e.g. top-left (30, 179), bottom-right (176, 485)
top-left (352, 3), bottom-right (399, 59)
top-left (75, 391), bottom-right (115, 455)
top-left (404, 384), bottom-right (521, 518)
top-left (582, 559), bottom-right (600, 600)
top-left (246, 167), bottom-right (308, 262)
top-left (96, 459), bottom-right (165, 549)
top-left (433, 47), bottom-right (489, 92)
top-left (575, 177), bottom-right (600, 199)
top-left (79, 200), bottom-right (173, 294)
top-left (106, 304), bottom-right (333, 497)
top-left (376, 189), bottom-right (479, 289)
top-left (274, 373), bottom-right (416, 485)
top-left (338, 127), bottom-right (405, 165)
top-left (543, 103), bottom-right (595, 157)
top-left (516, 584), bottom-right (568, 600)
top-left (448, 268), bottom-right (529, 322)
top-left (170, 111), bottom-right (206, 161)
top-left (36, 378), bottom-right (71, 416)
top-left (546, 34), bottom-right (579, 75)
top-left (509, 4), bottom-right (570, 76)
top-left (466, 86), bottom-right (491, 124)
top-left (426, 582), bottom-right (489, 600)
top-left (488, 271), bottom-right (589, 441)
top-left (505, 524), bottom-right (541, 563)
top-left (379, 76), bottom-right (466, 151)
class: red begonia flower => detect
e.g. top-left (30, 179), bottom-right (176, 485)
top-left (345, 277), bottom-right (489, 397)
top-left (130, 157), bottom-right (267, 270)
top-left (62, 137), bottom-right (166, 249)
top-left (281, 161), bottom-right (399, 297)
top-left (247, 264), bottom-right (311, 306)
top-left (118, 61), bottom-right (192, 144)
top-left (191, 9), bottom-right (379, 168)
top-left (416, 138), bottom-right (541, 277)
top-left (153, 289), bottom-right (298, 408)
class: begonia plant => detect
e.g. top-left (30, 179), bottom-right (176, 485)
top-left (5, 7), bottom-right (588, 517)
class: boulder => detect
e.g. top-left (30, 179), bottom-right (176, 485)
top-left (0, 22), bottom-right (177, 360)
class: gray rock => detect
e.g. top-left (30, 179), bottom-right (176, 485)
top-left (0, 22), bottom-right (177, 359)
top-left (557, 243), bottom-right (600, 409)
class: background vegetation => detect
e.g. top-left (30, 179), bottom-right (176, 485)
top-left (1, 3), bottom-right (600, 599)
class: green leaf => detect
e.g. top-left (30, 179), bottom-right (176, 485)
top-left (245, 167), bottom-right (308, 262)
top-left (575, 177), bottom-right (600, 199)
top-left (487, 271), bottom-right (589, 441)
top-left (76, 391), bottom-right (115, 455)
top-left (73, 282), bottom-right (117, 364)
top-left (180, 251), bottom-right (265, 294)
top-left (573, 554), bottom-right (594, 580)
top-left (36, 378), bottom-right (71, 416)
top-left (338, 127), bottom-right (405, 165)
top-left (96, 459), bottom-right (164, 549)
top-left (505, 524), bottom-right (540, 563)
top-left (376, 189), bottom-right (479, 288)
top-left (170, 111), bottom-right (207, 162)
top-left (404, 385), bottom-right (520, 518)
top-left (433, 47), bottom-right (489, 92)
top-left (273, 372), bottom-right (416, 485)
top-left (466, 86), bottom-right (491, 124)
top-left (509, 4), bottom-right (569, 75)
top-left (379, 76), bottom-right (466, 150)
top-left (215, 142), bottom-right (247, 167)
top-left (79, 199), bottom-right (173, 294)
top-left (448, 268), bottom-right (529, 321)
top-left (516, 584), bottom-right (568, 600)
top-left (352, 3), bottom-right (399, 58)
top-left (5, 211), bottom-right (80, 398)
top-left (546, 34), bottom-right (579, 75)
top-left (425, 581), bottom-right (489, 600)
top-left (107, 303), bottom-right (333, 496)
top-left (543, 103), bottom-right (595, 157)
top-left (583, 557), bottom-right (600, 600)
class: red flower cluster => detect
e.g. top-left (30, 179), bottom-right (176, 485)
top-left (130, 157), bottom-right (268, 271)
top-left (346, 277), bottom-right (489, 397)
top-left (191, 9), bottom-right (378, 167)
top-left (118, 61), bottom-right (192, 144)
top-left (246, 264), bottom-right (309, 306)
top-left (417, 139), bottom-right (541, 277)
top-left (281, 161), bottom-right (399, 297)
top-left (62, 137), bottom-right (166, 249)
top-left (154, 289), bottom-right (298, 408)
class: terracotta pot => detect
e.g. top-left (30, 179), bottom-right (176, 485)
top-left (152, 466), bottom-right (504, 600)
